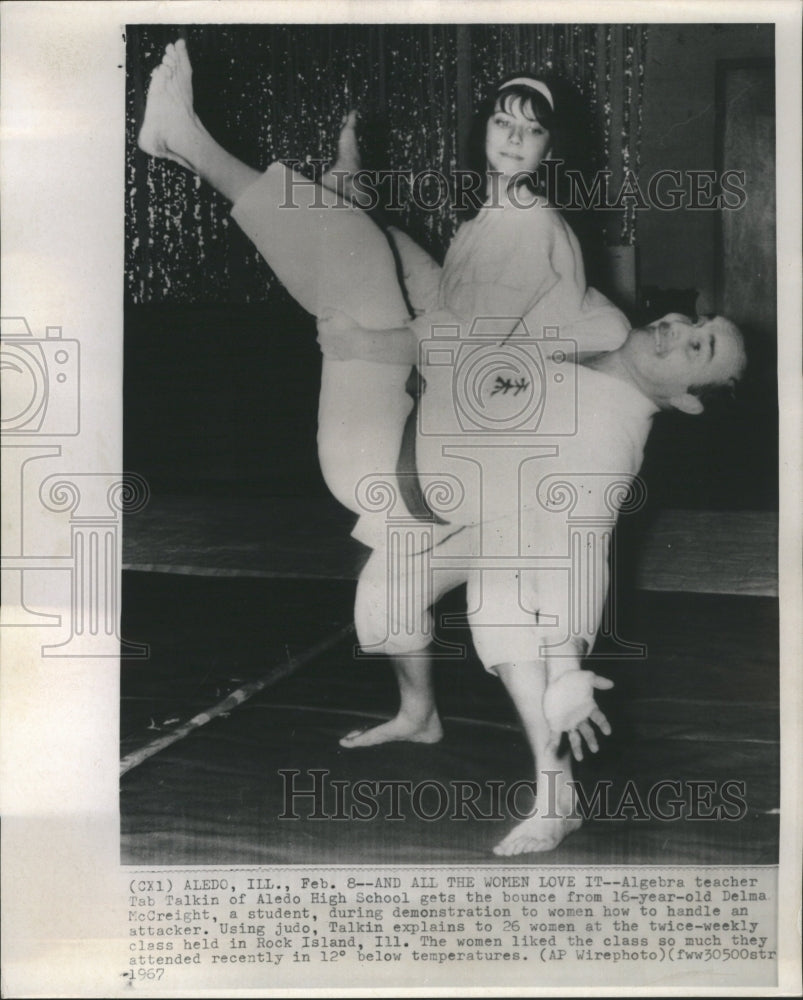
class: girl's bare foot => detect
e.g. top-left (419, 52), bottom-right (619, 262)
top-left (138, 40), bottom-right (200, 170)
top-left (321, 111), bottom-right (363, 199)
top-left (339, 710), bottom-right (443, 748)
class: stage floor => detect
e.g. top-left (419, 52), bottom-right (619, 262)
top-left (120, 573), bottom-right (779, 867)
top-left (123, 492), bottom-right (778, 597)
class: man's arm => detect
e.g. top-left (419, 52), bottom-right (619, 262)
top-left (317, 310), bottom-right (417, 365)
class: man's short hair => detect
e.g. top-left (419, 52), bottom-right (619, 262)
top-left (687, 377), bottom-right (740, 407)
top-left (688, 316), bottom-right (747, 410)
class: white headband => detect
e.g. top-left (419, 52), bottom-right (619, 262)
top-left (500, 77), bottom-right (554, 111)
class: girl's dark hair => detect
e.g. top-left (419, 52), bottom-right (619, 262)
top-left (462, 74), bottom-right (558, 215)
top-left (461, 74), bottom-right (608, 284)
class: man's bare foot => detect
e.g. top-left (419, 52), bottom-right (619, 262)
top-left (493, 773), bottom-right (580, 855)
top-left (492, 813), bottom-right (582, 856)
top-left (339, 711), bottom-right (443, 748)
top-left (138, 40), bottom-right (200, 170)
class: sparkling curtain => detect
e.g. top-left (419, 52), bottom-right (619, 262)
top-left (126, 23), bottom-right (647, 304)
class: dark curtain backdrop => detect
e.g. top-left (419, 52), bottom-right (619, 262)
top-left (125, 23), bottom-right (647, 305)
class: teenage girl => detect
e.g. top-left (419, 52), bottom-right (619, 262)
top-left (138, 40), bottom-right (628, 528)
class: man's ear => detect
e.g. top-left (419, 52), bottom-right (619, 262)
top-left (669, 392), bottom-right (705, 416)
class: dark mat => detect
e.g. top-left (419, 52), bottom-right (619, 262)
top-left (121, 573), bottom-right (779, 865)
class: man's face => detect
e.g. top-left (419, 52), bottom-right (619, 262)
top-left (621, 314), bottom-right (746, 412)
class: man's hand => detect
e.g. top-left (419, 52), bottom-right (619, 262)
top-left (317, 310), bottom-right (418, 365)
top-left (317, 309), bottom-right (365, 360)
top-left (544, 670), bottom-right (614, 761)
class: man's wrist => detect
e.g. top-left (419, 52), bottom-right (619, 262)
top-left (546, 641), bottom-right (588, 682)
top-left (547, 659), bottom-right (580, 682)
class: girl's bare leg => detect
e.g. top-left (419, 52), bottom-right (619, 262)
top-left (138, 40), bottom-right (259, 204)
top-left (492, 660), bottom-right (582, 855)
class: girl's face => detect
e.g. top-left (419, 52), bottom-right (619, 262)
top-left (485, 96), bottom-right (551, 180)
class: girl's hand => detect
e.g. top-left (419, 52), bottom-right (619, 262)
top-left (317, 309), bottom-right (365, 360)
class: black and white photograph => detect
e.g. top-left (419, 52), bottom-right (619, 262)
top-left (1, 2), bottom-right (801, 996)
top-left (121, 21), bottom-right (779, 866)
